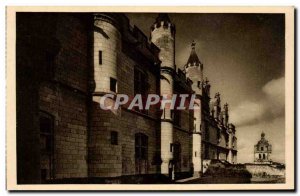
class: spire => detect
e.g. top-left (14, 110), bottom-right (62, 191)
top-left (224, 103), bottom-right (229, 112)
top-left (186, 40), bottom-right (202, 68)
top-left (191, 40), bottom-right (196, 50)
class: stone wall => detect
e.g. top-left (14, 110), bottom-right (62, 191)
top-left (89, 22), bottom-right (161, 177)
top-left (39, 14), bottom-right (89, 179)
top-left (245, 164), bottom-right (285, 177)
top-left (174, 127), bottom-right (192, 173)
top-left (39, 83), bottom-right (88, 179)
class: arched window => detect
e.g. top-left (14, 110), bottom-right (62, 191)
top-left (261, 146), bottom-right (264, 151)
top-left (263, 154), bottom-right (266, 159)
top-left (259, 154), bottom-right (261, 159)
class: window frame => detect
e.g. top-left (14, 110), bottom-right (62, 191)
top-left (110, 77), bottom-right (117, 93)
top-left (134, 67), bottom-right (149, 114)
top-left (135, 133), bottom-right (148, 160)
top-left (99, 50), bottom-right (102, 65)
top-left (39, 111), bottom-right (55, 182)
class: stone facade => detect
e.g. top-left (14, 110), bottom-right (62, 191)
top-left (16, 13), bottom-right (237, 183)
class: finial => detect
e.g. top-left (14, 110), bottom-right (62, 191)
top-left (261, 132), bottom-right (265, 138)
top-left (191, 40), bottom-right (196, 50)
top-left (224, 103), bottom-right (228, 110)
top-left (205, 77), bottom-right (209, 85)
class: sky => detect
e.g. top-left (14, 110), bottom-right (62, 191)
top-left (126, 13), bottom-right (285, 164)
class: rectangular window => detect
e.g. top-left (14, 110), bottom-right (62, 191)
top-left (135, 133), bottom-right (148, 160)
top-left (134, 68), bottom-right (148, 96)
top-left (111, 131), bottom-right (118, 145)
top-left (110, 77), bottom-right (117, 93)
top-left (99, 51), bottom-right (102, 65)
top-left (39, 111), bottom-right (54, 182)
top-left (261, 146), bottom-right (264, 151)
top-left (134, 67), bottom-right (149, 114)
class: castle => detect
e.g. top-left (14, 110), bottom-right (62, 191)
top-left (16, 13), bottom-right (237, 183)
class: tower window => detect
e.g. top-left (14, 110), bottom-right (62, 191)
top-left (261, 146), bottom-right (264, 151)
top-left (99, 51), bottom-right (102, 65)
top-left (110, 77), bottom-right (117, 93)
top-left (111, 131), bottom-right (118, 145)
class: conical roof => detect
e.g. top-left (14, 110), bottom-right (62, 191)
top-left (185, 41), bottom-right (203, 68)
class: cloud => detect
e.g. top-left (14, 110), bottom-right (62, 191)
top-left (230, 77), bottom-right (285, 164)
top-left (236, 116), bottom-right (285, 163)
top-left (230, 76), bottom-right (285, 127)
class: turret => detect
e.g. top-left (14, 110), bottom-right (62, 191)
top-left (89, 13), bottom-right (122, 177)
top-left (151, 13), bottom-right (175, 179)
top-left (92, 13), bottom-right (121, 94)
top-left (213, 92), bottom-right (221, 119)
top-left (184, 41), bottom-right (204, 95)
top-left (151, 13), bottom-right (175, 70)
top-left (182, 41), bottom-right (205, 177)
top-left (227, 123), bottom-right (235, 163)
top-left (223, 103), bottom-right (229, 126)
top-left (203, 78), bottom-right (211, 97)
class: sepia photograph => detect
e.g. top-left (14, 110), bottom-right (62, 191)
top-left (6, 6), bottom-right (294, 190)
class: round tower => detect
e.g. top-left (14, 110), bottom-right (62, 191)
top-left (183, 41), bottom-right (205, 176)
top-left (93, 13), bottom-right (121, 94)
top-left (151, 13), bottom-right (175, 69)
top-left (89, 14), bottom-right (121, 177)
top-left (150, 13), bottom-right (175, 178)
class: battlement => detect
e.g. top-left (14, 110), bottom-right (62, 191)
top-left (150, 13), bottom-right (175, 35)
